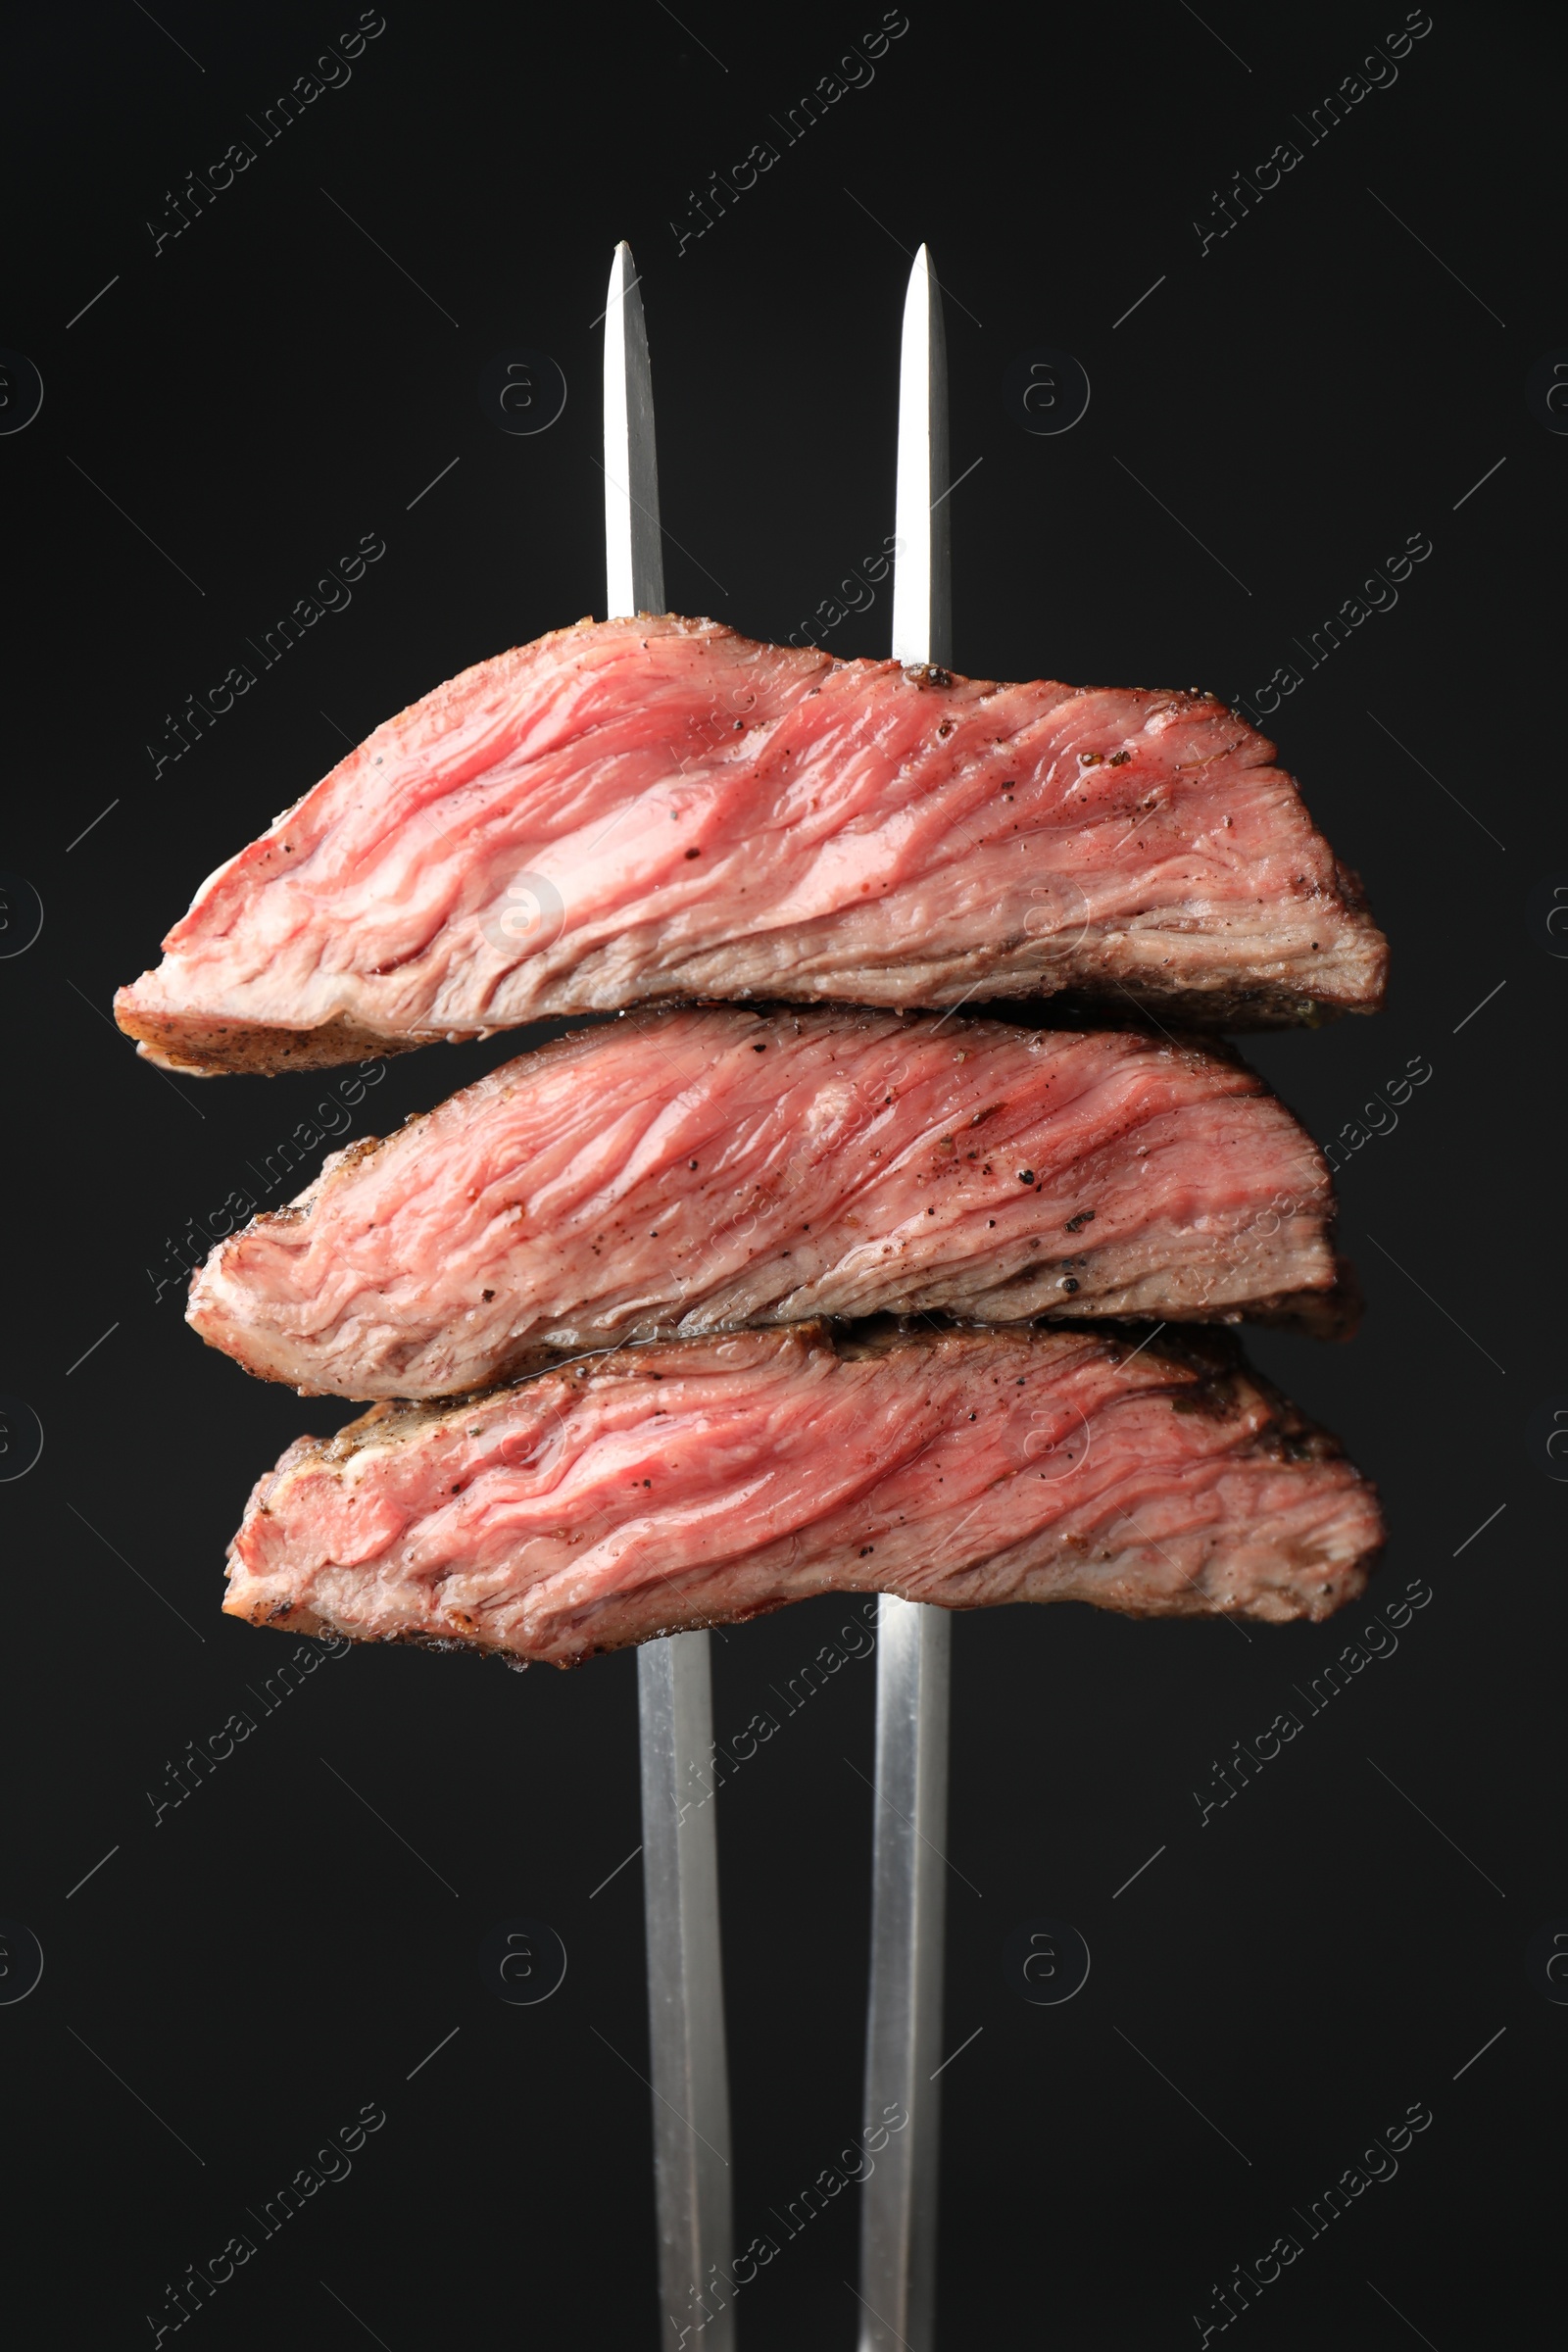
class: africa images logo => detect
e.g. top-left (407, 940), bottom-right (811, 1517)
top-left (481, 873), bottom-right (565, 957)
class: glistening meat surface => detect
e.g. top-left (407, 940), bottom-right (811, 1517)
top-left (115, 616), bottom-right (1387, 1074)
top-left (224, 1322), bottom-right (1384, 1665)
top-left (190, 1006), bottom-right (1340, 1398)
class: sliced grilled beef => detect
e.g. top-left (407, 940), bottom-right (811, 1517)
top-left (224, 1321), bottom-right (1383, 1665)
top-left (191, 1005), bottom-right (1341, 1398)
top-left (116, 615), bottom-right (1387, 1075)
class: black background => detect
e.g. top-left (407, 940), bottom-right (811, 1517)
top-left (2, 2), bottom-right (1562, 2343)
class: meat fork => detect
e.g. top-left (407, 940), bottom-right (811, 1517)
top-left (603, 240), bottom-right (951, 2351)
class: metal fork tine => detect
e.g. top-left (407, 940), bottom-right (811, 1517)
top-left (858, 243), bottom-right (954, 2352)
top-left (604, 239), bottom-right (735, 2352)
top-left (858, 1595), bottom-right (951, 2351)
top-left (638, 1633), bottom-right (735, 2350)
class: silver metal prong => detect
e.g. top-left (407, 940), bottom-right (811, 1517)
top-left (605, 237), bottom-right (731, 2349)
top-left (604, 240), bottom-right (666, 618)
top-left (858, 1596), bottom-right (951, 2352)
top-left (639, 1632), bottom-right (735, 2352)
top-left (859, 240), bottom-right (956, 2352)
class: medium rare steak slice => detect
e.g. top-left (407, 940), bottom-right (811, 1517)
top-left (115, 615), bottom-right (1387, 1075)
top-left (224, 1322), bottom-right (1383, 1664)
top-left (190, 1005), bottom-right (1341, 1399)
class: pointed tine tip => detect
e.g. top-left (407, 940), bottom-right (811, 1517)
top-left (905, 244), bottom-right (938, 317)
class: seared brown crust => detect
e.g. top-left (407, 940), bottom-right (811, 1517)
top-left (114, 998), bottom-right (436, 1076)
top-left (119, 975), bottom-right (1361, 1076)
top-left (264, 1274), bottom-right (1362, 1399)
top-left (1165, 1258), bottom-right (1361, 1343)
top-left (1023, 982), bottom-right (1346, 1032)
top-left (116, 977), bottom-right (1351, 1076)
top-left (252, 1316), bottom-right (1348, 1475)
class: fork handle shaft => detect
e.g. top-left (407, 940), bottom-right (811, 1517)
top-left (639, 1630), bottom-right (735, 2352)
top-left (858, 1596), bottom-right (951, 2352)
